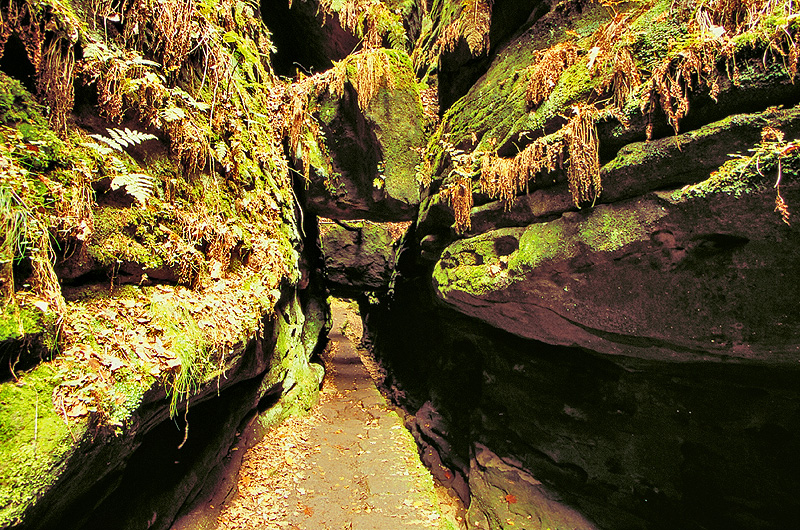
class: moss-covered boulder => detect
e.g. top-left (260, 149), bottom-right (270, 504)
top-left (433, 177), bottom-right (800, 362)
top-left (319, 220), bottom-right (401, 294)
top-left (295, 49), bottom-right (426, 221)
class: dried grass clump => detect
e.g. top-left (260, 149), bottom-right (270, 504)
top-left (643, 1), bottom-right (800, 139)
top-left (640, 38), bottom-right (734, 139)
top-left (38, 36), bottom-right (76, 133)
top-left (30, 230), bottom-right (66, 314)
top-left (565, 104), bottom-right (601, 207)
top-left (589, 13), bottom-right (641, 111)
top-left (437, 21), bottom-right (461, 54)
top-left (0, 0), bottom-right (79, 132)
top-left (480, 136), bottom-right (566, 207)
top-left (94, 57), bottom-right (129, 123)
top-left (130, 75), bottom-right (169, 129)
top-left (461, 0), bottom-right (493, 56)
top-left (166, 118), bottom-right (209, 174)
top-left (433, 0), bottom-right (493, 57)
top-left (317, 0), bottom-right (406, 51)
top-left (151, 0), bottom-right (195, 72)
top-left (53, 166), bottom-right (94, 264)
top-left (442, 177), bottom-right (474, 234)
top-left (696, 0), bottom-right (778, 34)
top-left (179, 212), bottom-right (239, 272)
top-left (526, 42), bottom-right (579, 107)
top-left (349, 50), bottom-right (395, 112)
top-left (286, 79), bottom-right (313, 161)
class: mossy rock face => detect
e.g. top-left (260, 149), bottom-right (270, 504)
top-left (0, 364), bottom-right (87, 528)
top-left (319, 221), bottom-right (397, 294)
top-left (415, 0), bottom-right (547, 111)
top-left (426, 0), bottom-right (800, 193)
top-left (4, 283), bottom-right (325, 530)
top-left (460, 104), bottom-right (800, 236)
top-left (433, 182), bottom-right (800, 363)
top-left (305, 50), bottom-right (425, 222)
top-left (257, 290), bottom-right (326, 431)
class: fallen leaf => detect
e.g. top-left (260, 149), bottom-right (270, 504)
top-left (66, 402), bottom-right (88, 417)
top-left (505, 494), bottom-right (517, 504)
top-left (99, 355), bottom-right (125, 372)
top-left (164, 358), bottom-right (181, 369)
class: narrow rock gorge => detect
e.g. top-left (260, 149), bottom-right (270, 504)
top-left (1, 0), bottom-right (799, 529)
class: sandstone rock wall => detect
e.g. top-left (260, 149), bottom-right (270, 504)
top-left (363, 1), bottom-right (800, 529)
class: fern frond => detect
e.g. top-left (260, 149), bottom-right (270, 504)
top-left (89, 133), bottom-right (124, 151)
top-left (110, 172), bottom-right (156, 205)
top-left (160, 106), bottom-right (187, 123)
top-left (89, 127), bottom-right (157, 152)
top-left (109, 156), bottom-right (129, 175)
top-left (81, 141), bottom-right (116, 157)
top-left (213, 141), bottom-right (229, 162)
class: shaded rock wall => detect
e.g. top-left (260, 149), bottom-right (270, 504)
top-left (319, 221), bottom-right (398, 295)
top-left (11, 286), bottom-right (327, 530)
top-left (364, 271), bottom-right (800, 530)
top-left (291, 49), bottom-right (426, 222)
top-left (360, 1), bottom-right (800, 529)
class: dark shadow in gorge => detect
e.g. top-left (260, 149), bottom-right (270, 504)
top-left (261, 0), bottom-right (359, 78)
top-left (361, 241), bottom-right (800, 530)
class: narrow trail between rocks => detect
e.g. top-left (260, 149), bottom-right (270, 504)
top-left (215, 301), bottom-right (463, 530)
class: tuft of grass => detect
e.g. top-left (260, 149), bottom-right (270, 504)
top-left (148, 300), bottom-right (214, 417)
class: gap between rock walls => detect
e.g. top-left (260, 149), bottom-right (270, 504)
top-left (2, 1), bottom-right (800, 530)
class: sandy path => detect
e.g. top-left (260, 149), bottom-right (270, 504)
top-left (213, 300), bottom-right (462, 530)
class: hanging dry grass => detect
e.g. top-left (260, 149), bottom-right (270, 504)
top-left (316, 0), bottom-right (405, 51)
top-left (323, 50), bottom-right (395, 112)
top-left (526, 42), bottom-right (579, 107)
top-left (79, 51), bottom-right (130, 123)
top-left (30, 230), bottom-right (66, 315)
top-left (286, 78), bottom-right (313, 161)
top-left (38, 36), bottom-right (76, 133)
top-left (565, 104), bottom-right (601, 207)
top-left (437, 20), bottom-right (461, 54)
top-left (351, 50), bottom-right (394, 111)
top-left (640, 38), bottom-right (734, 139)
top-left (166, 118), bottom-right (209, 174)
top-left (432, 0), bottom-right (492, 57)
top-left (461, 0), bottom-right (493, 56)
top-left (442, 177), bottom-right (474, 234)
top-left (1, 1), bottom-right (43, 70)
top-left (694, 0), bottom-right (777, 34)
top-left (152, 0), bottom-right (195, 72)
top-left (54, 166), bottom-right (94, 263)
top-left (589, 13), bottom-right (641, 110)
top-left (642, 1), bottom-right (800, 139)
top-left (1, 0), bottom-right (79, 132)
top-left (479, 136), bottom-right (566, 208)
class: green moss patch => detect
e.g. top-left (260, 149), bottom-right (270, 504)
top-left (0, 364), bottom-right (86, 527)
